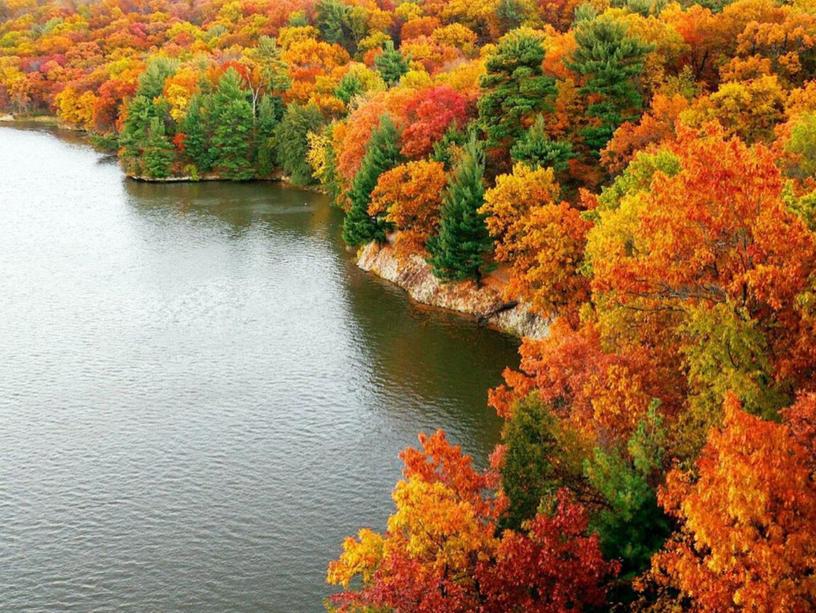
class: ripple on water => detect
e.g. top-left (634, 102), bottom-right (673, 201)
top-left (0, 126), bottom-right (519, 612)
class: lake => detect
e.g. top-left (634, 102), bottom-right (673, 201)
top-left (0, 126), bottom-right (518, 611)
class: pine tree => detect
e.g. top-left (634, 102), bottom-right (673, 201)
top-left (374, 41), bottom-right (408, 87)
top-left (256, 94), bottom-right (284, 176)
top-left (510, 115), bottom-right (574, 172)
top-left (342, 115), bottom-right (401, 246)
top-left (478, 31), bottom-right (557, 149)
top-left (143, 116), bottom-right (175, 178)
top-left (275, 102), bottom-right (325, 185)
top-left (209, 69), bottom-right (255, 180)
top-left (427, 137), bottom-right (493, 282)
top-left (567, 18), bottom-right (651, 153)
top-left (182, 93), bottom-right (212, 173)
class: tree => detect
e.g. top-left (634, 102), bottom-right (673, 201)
top-left (651, 394), bottom-right (816, 611)
top-left (498, 394), bottom-right (585, 531)
top-left (181, 94), bottom-right (212, 174)
top-left (342, 115), bottom-right (401, 246)
top-left (275, 103), bottom-right (325, 185)
top-left (327, 431), bottom-right (503, 611)
top-left (368, 160), bottom-right (447, 256)
top-left (480, 163), bottom-right (590, 322)
top-left (143, 115), bottom-right (175, 178)
top-left (567, 18), bottom-right (650, 153)
top-left (583, 405), bottom-right (671, 579)
top-left (256, 94), bottom-right (284, 176)
top-left (478, 489), bottom-right (619, 611)
top-left (510, 115), bottom-right (574, 173)
top-left (477, 29), bottom-right (557, 151)
top-left (208, 69), bottom-right (255, 180)
top-left (427, 137), bottom-right (493, 282)
top-left (374, 41), bottom-right (409, 86)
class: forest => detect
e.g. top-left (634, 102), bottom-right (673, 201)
top-left (3, 0), bottom-right (816, 609)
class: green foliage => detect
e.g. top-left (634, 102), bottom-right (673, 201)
top-left (208, 69), bottom-right (255, 180)
top-left (316, 0), bottom-right (362, 53)
top-left (275, 103), bottom-right (325, 185)
top-left (496, 0), bottom-right (529, 32)
top-left (256, 94), bottom-right (284, 176)
top-left (182, 94), bottom-right (212, 173)
top-left (681, 303), bottom-right (789, 427)
top-left (120, 94), bottom-right (172, 174)
top-left (785, 112), bottom-right (816, 179)
top-left (584, 404), bottom-right (671, 579)
top-left (499, 395), bottom-right (585, 530)
top-left (427, 137), bottom-right (493, 281)
top-left (783, 181), bottom-right (816, 231)
top-left (254, 36), bottom-right (291, 94)
top-left (374, 41), bottom-right (409, 87)
top-left (595, 148), bottom-right (681, 213)
top-left (510, 115), bottom-right (574, 172)
top-left (342, 115), bottom-right (401, 246)
top-left (137, 57), bottom-right (178, 100)
top-left (567, 18), bottom-right (651, 153)
top-left (335, 71), bottom-right (365, 105)
top-left (478, 30), bottom-right (557, 149)
top-left (430, 124), bottom-right (468, 170)
top-left (143, 116), bottom-right (175, 178)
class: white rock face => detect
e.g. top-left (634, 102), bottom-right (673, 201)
top-left (357, 242), bottom-right (549, 339)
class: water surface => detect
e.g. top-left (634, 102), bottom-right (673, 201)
top-left (0, 126), bottom-right (518, 611)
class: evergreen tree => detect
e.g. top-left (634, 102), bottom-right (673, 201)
top-left (510, 115), bottom-right (574, 172)
top-left (182, 94), bottom-right (213, 173)
top-left (316, 0), bottom-right (357, 53)
top-left (342, 115), bottom-right (401, 246)
top-left (119, 94), bottom-right (152, 166)
top-left (427, 137), bottom-right (493, 282)
top-left (583, 405), bottom-right (671, 581)
top-left (209, 69), bottom-right (255, 180)
top-left (478, 31), bottom-right (557, 149)
top-left (374, 41), bottom-right (408, 86)
top-left (275, 103), bottom-right (325, 185)
top-left (256, 94), bottom-right (284, 176)
top-left (143, 116), bottom-right (175, 178)
top-left (567, 18), bottom-right (651, 153)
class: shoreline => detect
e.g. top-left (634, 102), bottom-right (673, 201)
top-left (1, 116), bottom-right (543, 338)
top-left (357, 242), bottom-right (548, 339)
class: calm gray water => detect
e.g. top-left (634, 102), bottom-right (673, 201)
top-left (0, 126), bottom-right (518, 611)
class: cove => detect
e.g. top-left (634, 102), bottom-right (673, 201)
top-left (0, 125), bottom-right (519, 611)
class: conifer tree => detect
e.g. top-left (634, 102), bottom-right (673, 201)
top-left (567, 18), bottom-right (651, 153)
top-left (182, 94), bottom-right (212, 173)
top-left (209, 69), bottom-right (255, 180)
top-left (256, 94), bottom-right (284, 176)
top-left (143, 116), bottom-right (175, 178)
top-left (478, 31), bottom-right (557, 150)
top-left (342, 115), bottom-right (401, 246)
top-left (374, 41), bottom-right (408, 86)
top-left (427, 137), bottom-right (493, 282)
top-left (276, 103), bottom-right (325, 185)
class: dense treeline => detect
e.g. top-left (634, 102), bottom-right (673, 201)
top-left (4, 0), bottom-right (816, 609)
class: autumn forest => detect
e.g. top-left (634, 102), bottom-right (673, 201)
top-left (2, 0), bottom-right (816, 608)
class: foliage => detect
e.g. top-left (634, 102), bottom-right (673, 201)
top-left (427, 137), bottom-right (493, 282)
top-left (342, 115), bottom-right (401, 246)
top-left (275, 103), bottom-right (325, 185)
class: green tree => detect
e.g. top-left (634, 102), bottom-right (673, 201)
top-left (374, 41), bottom-right (409, 87)
top-left (510, 115), bottom-right (574, 172)
top-left (567, 18), bottom-right (650, 153)
top-left (182, 93), bottom-right (213, 173)
top-left (342, 116), bottom-right (401, 246)
top-left (427, 137), bottom-right (493, 282)
top-left (316, 0), bottom-right (360, 53)
top-left (208, 69), bottom-right (255, 180)
top-left (499, 395), bottom-right (586, 530)
top-left (477, 30), bottom-right (557, 150)
top-left (584, 406), bottom-right (671, 581)
top-left (276, 103), bottom-right (325, 185)
top-left (256, 94), bottom-right (284, 176)
top-left (143, 116), bottom-right (175, 179)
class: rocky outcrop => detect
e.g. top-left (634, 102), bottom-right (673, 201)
top-left (357, 242), bottom-right (549, 339)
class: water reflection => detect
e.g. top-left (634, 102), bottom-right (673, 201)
top-left (0, 125), bottom-right (518, 612)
